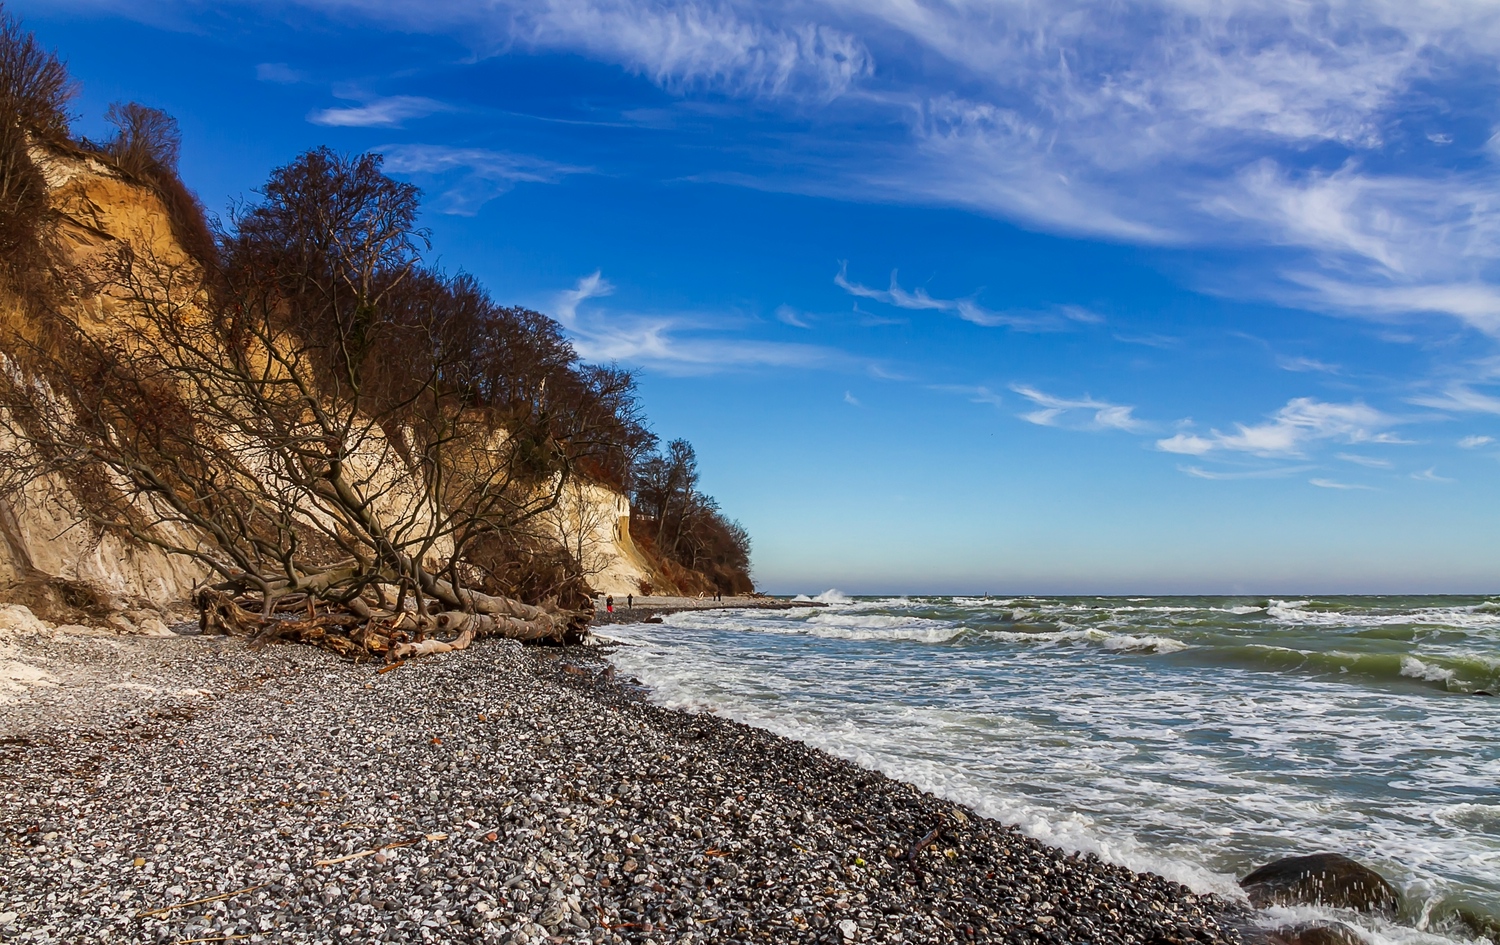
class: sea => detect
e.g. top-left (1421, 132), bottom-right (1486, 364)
top-left (601, 594), bottom-right (1500, 944)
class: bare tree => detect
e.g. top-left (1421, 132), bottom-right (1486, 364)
top-left (629, 438), bottom-right (752, 595)
top-left (1, 148), bottom-right (617, 658)
top-left (0, 3), bottom-right (72, 281)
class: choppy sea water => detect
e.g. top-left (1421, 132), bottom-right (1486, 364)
top-left (602, 594), bottom-right (1500, 944)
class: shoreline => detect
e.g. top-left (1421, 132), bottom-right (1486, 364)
top-left (1, 627), bottom-right (1254, 944)
top-left (590, 596), bottom-right (823, 626)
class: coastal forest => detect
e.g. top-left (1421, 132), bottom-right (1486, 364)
top-left (0, 8), bottom-right (752, 658)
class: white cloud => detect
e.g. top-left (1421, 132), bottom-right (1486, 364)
top-left (1156, 397), bottom-right (1401, 458)
top-left (553, 270), bottom-right (614, 327)
top-left (775, 305), bottom-right (811, 328)
top-left (1338, 452), bottom-right (1392, 468)
top-left (1411, 467), bottom-right (1455, 482)
top-left (835, 262), bottom-right (946, 310)
top-left (1411, 384), bottom-right (1500, 414)
top-left (1459, 434), bottom-right (1495, 448)
top-left (1011, 385), bottom-right (1147, 433)
top-left (1310, 477), bottom-right (1376, 490)
top-left (834, 263), bottom-right (1069, 329)
top-left (308, 95), bottom-right (449, 127)
top-left (1158, 433), bottom-right (1216, 456)
top-left (1180, 464), bottom-right (1313, 480)
top-left (379, 144), bottom-right (587, 214)
top-left (549, 271), bottom-right (848, 374)
top-left (931, 384), bottom-right (1004, 408)
top-left (1277, 355), bottom-right (1341, 374)
top-left (516, 1), bottom-right (871, 101)
top-left (280, 0), bottom-right (871, 102)
top-left (843, 390), bottom-right (860, 406)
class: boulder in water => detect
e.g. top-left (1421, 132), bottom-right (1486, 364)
top-left (1240, 853), bottom-right (1399, 914)
top-left (1268, 922), bottom-right (1367, 945)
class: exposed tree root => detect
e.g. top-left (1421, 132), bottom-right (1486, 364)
top-left (192, 586), bottom-right (588, 662)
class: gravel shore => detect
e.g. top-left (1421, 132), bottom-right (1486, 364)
top-left (1, 627), bottom-right (1256, 944)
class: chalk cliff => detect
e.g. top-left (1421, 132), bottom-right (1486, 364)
top-left (0, 146), bottom-right (656, 621)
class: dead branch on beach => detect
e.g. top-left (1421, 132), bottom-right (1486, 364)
top-left (904, 816), bottom-right (948, 889)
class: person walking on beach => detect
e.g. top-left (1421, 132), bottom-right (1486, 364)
top-left (627, 593), bottom-right (633, 609)
top-left (606, 595), bottom-right (614, 614)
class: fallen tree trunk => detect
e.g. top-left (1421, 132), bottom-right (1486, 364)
top-left (193, 584), bottom-right (588, 662)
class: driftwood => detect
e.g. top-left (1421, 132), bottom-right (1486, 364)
top-left (136, 884), bottom-right (267, 919)
top-left (193, 586), bottom-right (588, 662)
top-left (905, 816), bottom-right (948, 889)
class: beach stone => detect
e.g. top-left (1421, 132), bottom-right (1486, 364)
top-left (1240, 854), bottom-right (1399, 914)
top-left (0, 604), bottom-right (48, 636)
top-left (1454, 907), bottom-right (1500, 941)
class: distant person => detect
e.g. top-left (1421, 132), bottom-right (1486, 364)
top-left (627, 593), bottom-right (633, 609)
top-left (606, 594), bottom-right (614, 614)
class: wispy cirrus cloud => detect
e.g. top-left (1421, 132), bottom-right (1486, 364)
top-left (1411, 467), bottom-right (1455, 482)
top-left (379, 144), bottom-right (588, 214)
top-left (1278, 355), bottom-right (1342, 374)
top-left (930, 384), bottom-right (1005, 409)
top-left (308, 94), bottom-right (450, 127)
top-left (1410, 384), bottom-right (1500, 414)
top-left (1181, 465), bottom-right (1315, 481)
top-left (1011, 385), bottom-right (1147, 433)
top-left (1310, 477), bottom-right (1377, 490)
top-left (513, 1), bottom-right (871, 101)
top-left (550, 271), bottom-right (852, 375)
top-left (1157, 397), bottom-right (1402, 458)
top-left (834, 262), bottom-right (1087, 330)
top-left (261, 0), bottom-right (871, 102)
top-left (774, 305), bottom-right (812, 329)
top-left (1338, 453), bottom-right (1392, 468)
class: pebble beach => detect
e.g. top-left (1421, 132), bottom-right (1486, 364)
top-left (0, 621), bottom-right (1256, 945)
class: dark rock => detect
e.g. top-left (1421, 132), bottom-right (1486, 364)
top-left (1268, 922), bottom-right (1366, 945)
top-left (1240, 854), bottom-right (1399, 914)
top-left (1453, 907), bottom-right (1500, 941)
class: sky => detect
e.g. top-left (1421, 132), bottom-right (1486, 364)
top-left (17, 0), bottom-right (1500, 594)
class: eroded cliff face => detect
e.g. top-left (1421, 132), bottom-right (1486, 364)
top-left (0, 148), bottom-right (653, 619)
top-left (545, 478), bottom-right (657, 597)
top-left (0, 148), bottom-right (207, 619)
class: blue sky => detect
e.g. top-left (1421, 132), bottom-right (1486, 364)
top-left (21, 0), bottom-right (1500, 593)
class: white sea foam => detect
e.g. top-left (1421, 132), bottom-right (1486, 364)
top-left (1102, 633), bottom-right (1189, 654)
top-left (1264, 598), bottom-right (1500, 636)
top-left (984, 626), bottom-right (1189, 654)
top-left (1400, 656), bottom-right (1455, 683)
